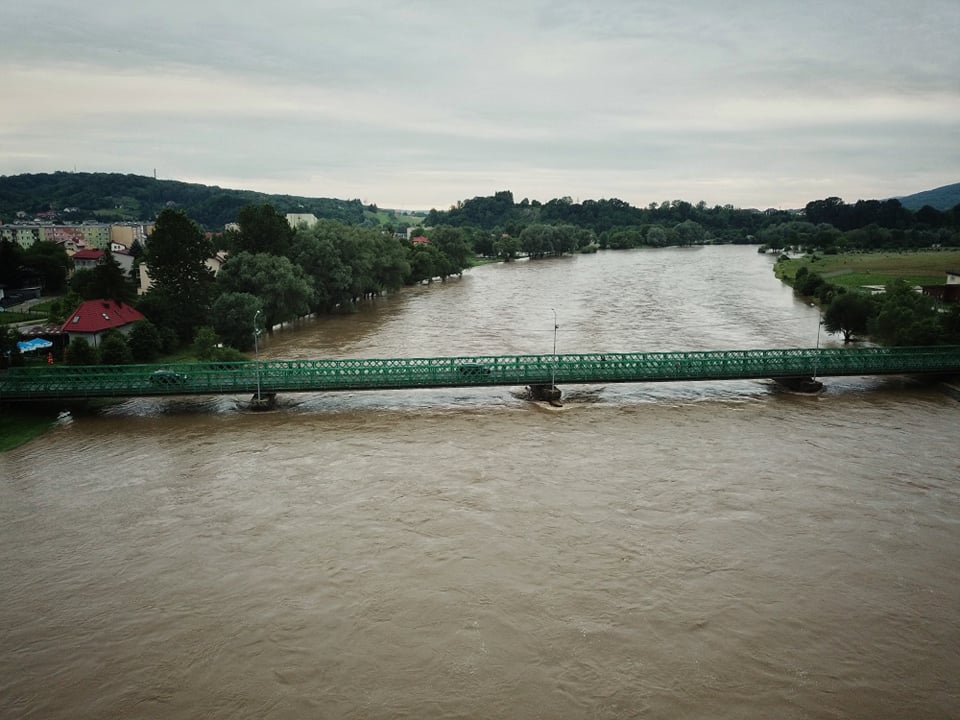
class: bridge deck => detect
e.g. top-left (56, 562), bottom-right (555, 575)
top-left (2, 346), bottom-right (959, 401)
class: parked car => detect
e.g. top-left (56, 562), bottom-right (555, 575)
top-left (458, 363), bottom-right (491, 376)
top-left (149, 369), bottom-right (188, 385)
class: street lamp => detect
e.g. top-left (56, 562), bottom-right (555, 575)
top-left (253, 309), bottom-right (262, 402)
top-left (811, 303), bottom-right (823, 380)
top-left (551, 307), bottom-right (558, 390)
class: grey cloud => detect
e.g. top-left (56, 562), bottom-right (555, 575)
top-left (2, 0), bottom-right (958, 209)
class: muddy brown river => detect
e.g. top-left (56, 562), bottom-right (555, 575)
top-left (2, 246), bottom-right (958, 719)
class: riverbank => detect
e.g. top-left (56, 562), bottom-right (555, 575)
top-left (775, 248), bottom-right (960, 289)
top-left (0, 409), bottom-right (58, 452)
top-left (942, 380), bottom-right (960, 401)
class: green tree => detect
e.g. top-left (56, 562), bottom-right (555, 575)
top-left (233, 203), bottom-right (294, 257)
top-left (289, 224), bottom-right (352, 312)
top-left (331, 229), bottom-right (375, 302)
top-left (605, 227), bottom-right (644, 249)
top-left (941, 305), bottom-right (960, 344)
top-left (823, 292), bottom-right (874, 342)
top-left (192, 326), bottom-right (220, 360)
top-left (216, 252), bottom-right (312, 332)
top-left (91, 248), bottom-right (135, 303)
top-left (210, 292), bottom-right (262, 350)
top-left (428, 227), bottom-right (472, 276)
top-left (0, 239), bottom-right (23, 287)
top-left (127, 320), bottom-right (162, 362)
top-left (0, 326), bottom-right (21, 369)
top-left (794, 267), bottom-right (826, 298)
top-left (47, 291), bottom-right (83, 324)
top-left (99, 330), bottom-right (133, 364)
top-left (552, 224), bottom-right (579, 255)
top-left (869, 279), bottom-right (942, 346)
top-left (141, 209), bottom-right (215, 343)
top-left (370, 235), bottom-right (411, 290)
top-left (646, 226), bottom-right (669, 247)
top-left (574, 228), bottom-right (597, 250)
top-left (158, 326), bottom-right (179, 354)
top-left (70, 248), bottom-right (134, 303)
top-left (494, 235), bottom-right (521, 261)
top-left (408, 243), bottom-right (445, 283)
top-left (21, 241), bottom-right (72, 292)
top-left (472, 231), bottom-right (497, 257)
top-left (673, 220), bottom-right (707, 246)
top-left (64, 336), bottom-right (98, 365)
top-left (519, 224), bottom-right (552, 258)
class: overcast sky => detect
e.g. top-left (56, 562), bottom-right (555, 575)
top-left (2, 1), bottom-right (958, 211)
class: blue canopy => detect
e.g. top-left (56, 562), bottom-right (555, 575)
top-left (16, 338), bottom-right (53, 353)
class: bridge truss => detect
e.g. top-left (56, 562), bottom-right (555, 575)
top-left (2, 345), bottom-right (959, 401)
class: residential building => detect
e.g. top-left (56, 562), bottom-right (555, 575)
top-left (286, 213), bottom-right (318, 229)
top-left (72, 249), bottom-right (106, 270)
top-left (61, 299), bottom-right (145, 347)
top-left (138, 251), bottom-right (227, 295)
top-left (0, 225), bottom-right (42, 249)
top-left (205, 251), bottom-right (229, 276)
top-left (0, 223), bottom-right (113, 250)
top-left (75, 223), bottom-right (112, 250)
top-left (113, 249), bottom-right (135, 276)
top-left (42, 225), bottom-right (87, 251)
top-left (110, 223), bottom-right (153, 249)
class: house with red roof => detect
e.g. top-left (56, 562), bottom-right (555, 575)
top-left (412, 235), bottom-right (429, 244)
top-left (71, 248), bottom-right (105, 270)
top-left (61, 299), bottom-right (145, 347)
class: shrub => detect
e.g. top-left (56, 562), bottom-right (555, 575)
top-left (99, 330), bottom-right (133, 365)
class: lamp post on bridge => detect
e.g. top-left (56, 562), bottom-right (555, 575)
top-left (551, 307), bottom-right (558, 391)
top-left (253, 309), bottom-right (262, 402)
top-left (811, 303), bottom-right (823, 381)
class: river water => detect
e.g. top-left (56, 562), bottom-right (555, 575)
top-left (2, 246), bottom-right (958, 719)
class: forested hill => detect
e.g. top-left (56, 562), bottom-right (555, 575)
top-left (0, 172), bottom-right (369, 228)
top-left (424, 190), bottom-right (960, 243)
top-left (896, 183), bottom-right (960, 211)
top-left (423, 192), bottom-right (793, 242)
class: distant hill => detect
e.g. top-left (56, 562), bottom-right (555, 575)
top-left (895, 182), bottom-right (960, 211)
top-left (0, 171), bottom-right (374, 228)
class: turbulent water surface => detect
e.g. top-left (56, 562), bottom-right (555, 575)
top-left (2, 246), bottom-right (958, 719)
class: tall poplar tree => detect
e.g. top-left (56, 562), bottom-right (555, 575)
top-left (140, 209), bottom-right (215, 343)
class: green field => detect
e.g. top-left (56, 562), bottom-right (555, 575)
top-left (0, 310), bottom-right (42, 325)
top-left (776, 250), bottom-right (960, 290)
top-left (363, 208), bottom-right (427, 227)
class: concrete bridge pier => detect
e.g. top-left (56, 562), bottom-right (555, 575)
top-left (528, 383), bottom-right (563, 405)
top-left (774, 376), bottom-right (824, 393)
top-left (250, 392), bottom-right (277, 411)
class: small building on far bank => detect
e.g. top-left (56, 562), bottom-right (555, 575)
top-left (286, 213), bottom-right (318, 229)
top-left (921, 270), bottom-right (960, 305)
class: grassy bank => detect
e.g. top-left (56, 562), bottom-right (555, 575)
top-left (775, 249), bottom-right (960, 290)
top-left (0, 309), bottom-right (46, 325)
top-left (0, 409), bottom-right (58, 452)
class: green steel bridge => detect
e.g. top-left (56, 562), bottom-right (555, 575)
top-left (1, 345), bottom-right (959, 402)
